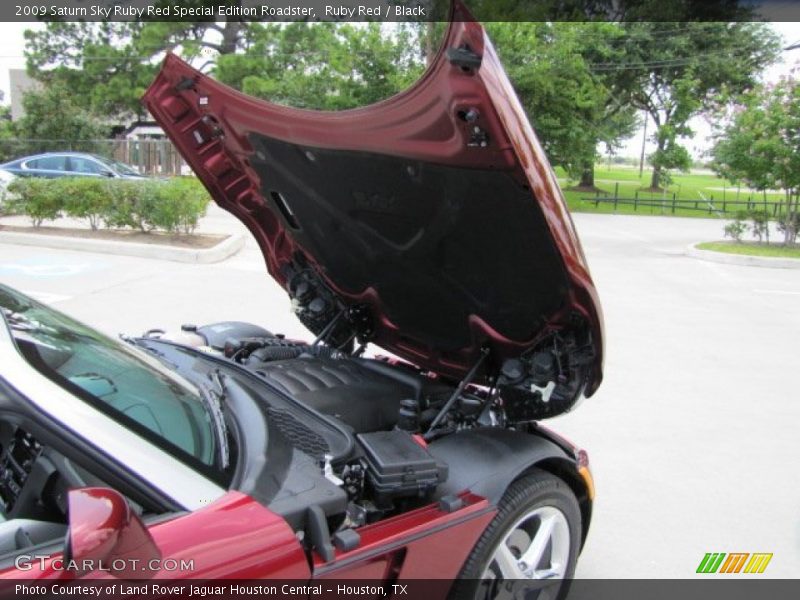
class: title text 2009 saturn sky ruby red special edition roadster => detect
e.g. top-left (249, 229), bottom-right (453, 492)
top-left (0, 2), bottom-right (603, 598)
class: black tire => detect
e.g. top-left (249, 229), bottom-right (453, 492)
top-left (450, 469), bottom-right (582, 600)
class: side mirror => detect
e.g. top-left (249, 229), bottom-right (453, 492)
top-left (100, 169), bottom-right (115, 178)
top-left (65, 487), bottom-right (160, 578)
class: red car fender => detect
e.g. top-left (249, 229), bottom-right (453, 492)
top-left (146, 491), bottom-right (309, 579)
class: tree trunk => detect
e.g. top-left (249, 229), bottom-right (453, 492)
top-left (220, 21), bottom-right (244, 55)
top-left (648, 131), bottom-right (667, 190)
top-left (649, 168), bottom-right (661, 191)
top-left (579, 163), bottom-right (595, 189)
top-left (787, 193), bottom-right (798, 246)
top-left (783, 190), bottom-right (792, 245)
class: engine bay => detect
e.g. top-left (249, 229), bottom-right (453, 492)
top-left (136, 311), bottom-right (588, 561)
top-left (0, 278), bottom-right (588, 566)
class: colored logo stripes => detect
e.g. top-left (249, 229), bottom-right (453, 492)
top-left (697, 552), bottom-right (773, 574)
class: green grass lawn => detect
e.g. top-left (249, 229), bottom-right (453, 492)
top-left (696, 241), bottom-right (800, 258)
top-left (557, 165), bottom-right (786, 220)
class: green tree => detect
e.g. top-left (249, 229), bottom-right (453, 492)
top-left (13, 82), bottom-right (109, 149)
top-left (460, 2), bottom-right (773, 189)
top-left (464, 0), bottom-right (758, 22)
top-left (713, 79), bottom-right (800, 245)
top-left (564, 23), bottom-right (640, 189)
top-left (0, 100), bottom-right (13, 141)
top-left (25, 22), bottom-right (156, 120)
top-left (26, 17), bottom-right (420, 118)
top-left (215, 22), bottom-right (424, 110)
top-left (485, 22), bottom-right (638, 188)
top-left (24, 8), bottom-right (250, 120)
top-left (620, 22), bottom-right (780, 190)
top-left (0, 105), bottom-right (17, 163)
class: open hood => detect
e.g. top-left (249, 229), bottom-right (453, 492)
top-left (143, 2), bottom-right (604, 410)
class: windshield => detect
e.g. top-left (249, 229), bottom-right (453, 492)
top-left (0, 285), bottom-right (226, 480)
top-left (96, 155), bottom-right (140, 176)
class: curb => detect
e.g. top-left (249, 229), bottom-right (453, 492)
top-left (0, 230), bottom-right (246, 264)
top-left (686, 243), bottom-right (800, 270)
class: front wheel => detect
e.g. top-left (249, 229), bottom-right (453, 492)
top-left (451, 469), bottom-right (582, 600)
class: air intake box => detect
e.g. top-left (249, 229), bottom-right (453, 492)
top-left (357, 430), bottom-right (448, 504)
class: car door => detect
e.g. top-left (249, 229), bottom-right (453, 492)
top-left (66, 156), bottom-right (114, 178)
top-left (0, 285), bottom-right (310, 581)
top-left (0, 411), bottom-right (309, 581)
top-left (21, 156), bottom-right (68, 178)
top-left (0, 372), bottom-right (308, 581)
top-left (2, 490), bottom-right (310, 581)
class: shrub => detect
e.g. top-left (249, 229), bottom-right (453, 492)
top-left (723, 214), bottom-right (748, 243)
top-left (777, 213), bottom-right (800, 245)
top-left (103, 179), bottom-right (159, 232)
top-left (6, 178), bottom-right (63, 227)
top-left (149, 177), bottom-right (209, 234)
top-left (6, 176), bottom-right (210, 234)
top-left (101, 179), bottom-right (138, 230)
top-left (59, 177), bottom-right (114, 230)
top-left (749, 210), bottom-right (770, 243)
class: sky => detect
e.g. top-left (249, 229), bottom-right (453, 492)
top-left (0, 21), bottom-right (798, 158)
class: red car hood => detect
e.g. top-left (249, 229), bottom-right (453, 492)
top-left (143, 2), bottom-right (604, 399)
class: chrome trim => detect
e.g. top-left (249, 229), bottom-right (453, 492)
top-left (0, 314), bottom-right (226, 511)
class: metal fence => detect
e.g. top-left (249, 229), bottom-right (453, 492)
top-left (0, 138), bottom-right (187, 176)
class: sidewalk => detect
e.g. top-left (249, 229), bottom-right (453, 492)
top-left (0, 203), bottom-right (247, 263)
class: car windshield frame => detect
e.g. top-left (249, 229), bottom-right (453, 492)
top-left (0, 285), bottom-right (233, 486)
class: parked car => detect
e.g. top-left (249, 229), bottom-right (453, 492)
top-left (0, 6), bottom-right (603, 597)
top-left (0, 152), bottom-right (145, 180)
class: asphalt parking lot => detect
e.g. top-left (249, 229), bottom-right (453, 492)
top-left (1, 208), bottom-right (798, 578)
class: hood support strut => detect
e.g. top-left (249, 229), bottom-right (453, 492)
top-left (425, 347), bottom-right (490, 439)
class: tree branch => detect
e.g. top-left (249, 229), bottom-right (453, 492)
top-left (199, 40), bottom-right (222, 52)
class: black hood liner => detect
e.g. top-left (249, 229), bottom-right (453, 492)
top-left (249, 134), bottom-right (570, 352)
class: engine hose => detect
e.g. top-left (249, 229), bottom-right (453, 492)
top-left (246, 343), bottom-right (343, 364)
top-left (311, 345), bottom-right (342, 358)
top-left (246, 346), bottom-right (306, 363)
